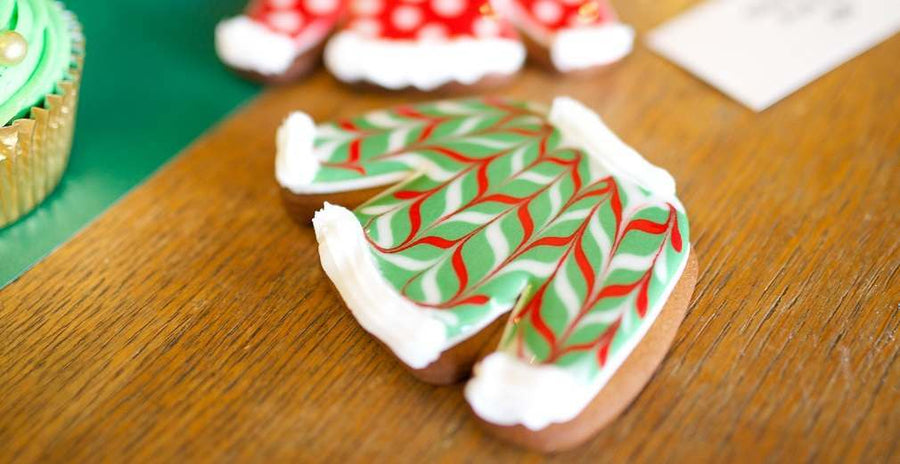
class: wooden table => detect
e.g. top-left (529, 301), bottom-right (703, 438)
top-left (2, 3), bottom-right (898, 461)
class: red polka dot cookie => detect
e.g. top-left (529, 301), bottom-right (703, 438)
top-left (216, 0), bottom-right (346, 82)
top-left (495, 0), bottom-right (634, 72)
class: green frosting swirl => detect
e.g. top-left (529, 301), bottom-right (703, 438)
top-left (0, 0), bottom-right (73, 126)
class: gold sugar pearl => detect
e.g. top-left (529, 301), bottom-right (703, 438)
top-left (578, 1), bottom-right (601, 23)
top-left (0, 30), bottom-right (28, 66)
top-left (479, 2), bottom-right (496, 18)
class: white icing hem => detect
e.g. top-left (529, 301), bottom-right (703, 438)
top-left (549, 97), bottom-right (677, 198)
top-left (324, 31), bottom-right (526, 91)
top-left (465, 245), bottom-right (690, 430)
top-left (216, 16), bottom-right (300, 75)
top-left (551, 24), bottom-right (635, 72)
top-left (314, 203), bottom-right (449, 369)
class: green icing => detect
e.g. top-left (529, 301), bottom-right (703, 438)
top-left (308, 98), bottom-right (689, 384)
top-left (0, 0), bottom-right (73, 125)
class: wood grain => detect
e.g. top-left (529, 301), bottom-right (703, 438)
top-left (1, 2), bottom-right (899, 461)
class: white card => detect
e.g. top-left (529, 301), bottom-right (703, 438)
top-left (647, 0), bottom-right (900, 111)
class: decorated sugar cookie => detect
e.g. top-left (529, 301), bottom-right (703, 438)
top-left (216, 0), bottom-right (346, 82)
top-left (216, 0), bottom-right (632, 87)
top-left (276, 97), bottom-right (697, 451)
top-left (496, 0), bottom-right (634, 72)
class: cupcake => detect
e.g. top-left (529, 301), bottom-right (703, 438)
top-left (0, 0), bottom-right (84, 228)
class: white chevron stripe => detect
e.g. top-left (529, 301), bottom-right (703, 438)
top-left (549, 182), bottom-right (562, 214)
top-left (374, 209), bottom-right (396, 248)
top-left (315, 124), bottom-right (355, 141)
top-left (394, 153), bottom-right (457, 181)
top-left (555, 208), bottom-right (591, 224)
top-left (314, 141), bottom-right (344, 162)
top-left (453, 116), bottom-right (484, 136)
top-left (421, 265), bottom-right (442, 304)
top-left (358, 203), bottom-right (398, 215)
top-left (443, 177), bottom-right (464, 217)
top-left (499, 259), bottom-right (557, 279)
top-left (485, 220), bottom-right (509, 270)
top-left (510, 145), bottom-right (526, 173)
top-left (620, 294), bottom-right (637, 333)
top-left (579, 301), bottom-right (627, 326)
top-left (517, 171), bottom-right (554, 184)
top-left (434, 100), bottom-right (482, 115)
top-left (552, 260), bottom-right (580, 319)
top-left (498, 114), bottom-right (544, 129)
top-left (609, 253), bottom-right (656, 272)
top-left (588, 213), bottom-right (612, 260)
top-left (377, 252), bottom-right (438, 271)
top-left (386, 127), bottom-right (413, 153)
top-left (366, 110), bottom-right (418, 129)
top-left (445, 211), bottom-right (495, 225)
top-left (654, 246), bottom-right (669, 282)
top-left (461, 136), bottom-right (517, 149)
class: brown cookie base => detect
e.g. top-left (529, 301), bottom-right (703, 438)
top-left (322, 272), bottom-right (506, 386)
top-left (229, 41), bottom-right (327, 85)
top-left (522, 32), bottom-right (556, 71)
top-left (281, 185), bottom-right (389, 225)
top-left (408, 315), bottom-right (506, 385)
top-left (475, 254), bottom-right (699, 452)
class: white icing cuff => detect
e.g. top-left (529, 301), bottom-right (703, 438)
top-left (275, 112), bottom-right (413, 194)
top-left (276, 112), bottom-right (321, 191)
top-left (324, 31), bottom-right (526, 91)
top-left (313, 203), bottom-right (448, 369)
top-left (465, 352), bottom-right (596, 430)
top-left (550, 24), bottom-right (635, 72)
top-left (549, 96), bottom-right (677, 197)
top-left (216, 16), bottom-right (300, 75)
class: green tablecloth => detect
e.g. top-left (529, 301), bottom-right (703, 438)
top-left (0, 0), bottom-right (260, 288)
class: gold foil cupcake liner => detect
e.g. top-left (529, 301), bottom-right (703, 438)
top-left (0, 14), bottom-right (84, 228)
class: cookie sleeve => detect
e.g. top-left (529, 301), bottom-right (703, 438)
top-left (275, 99), bottom-right (544, 194)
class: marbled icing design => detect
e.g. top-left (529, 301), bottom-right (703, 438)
top-left (301, 98), bottom-right (689, 385)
